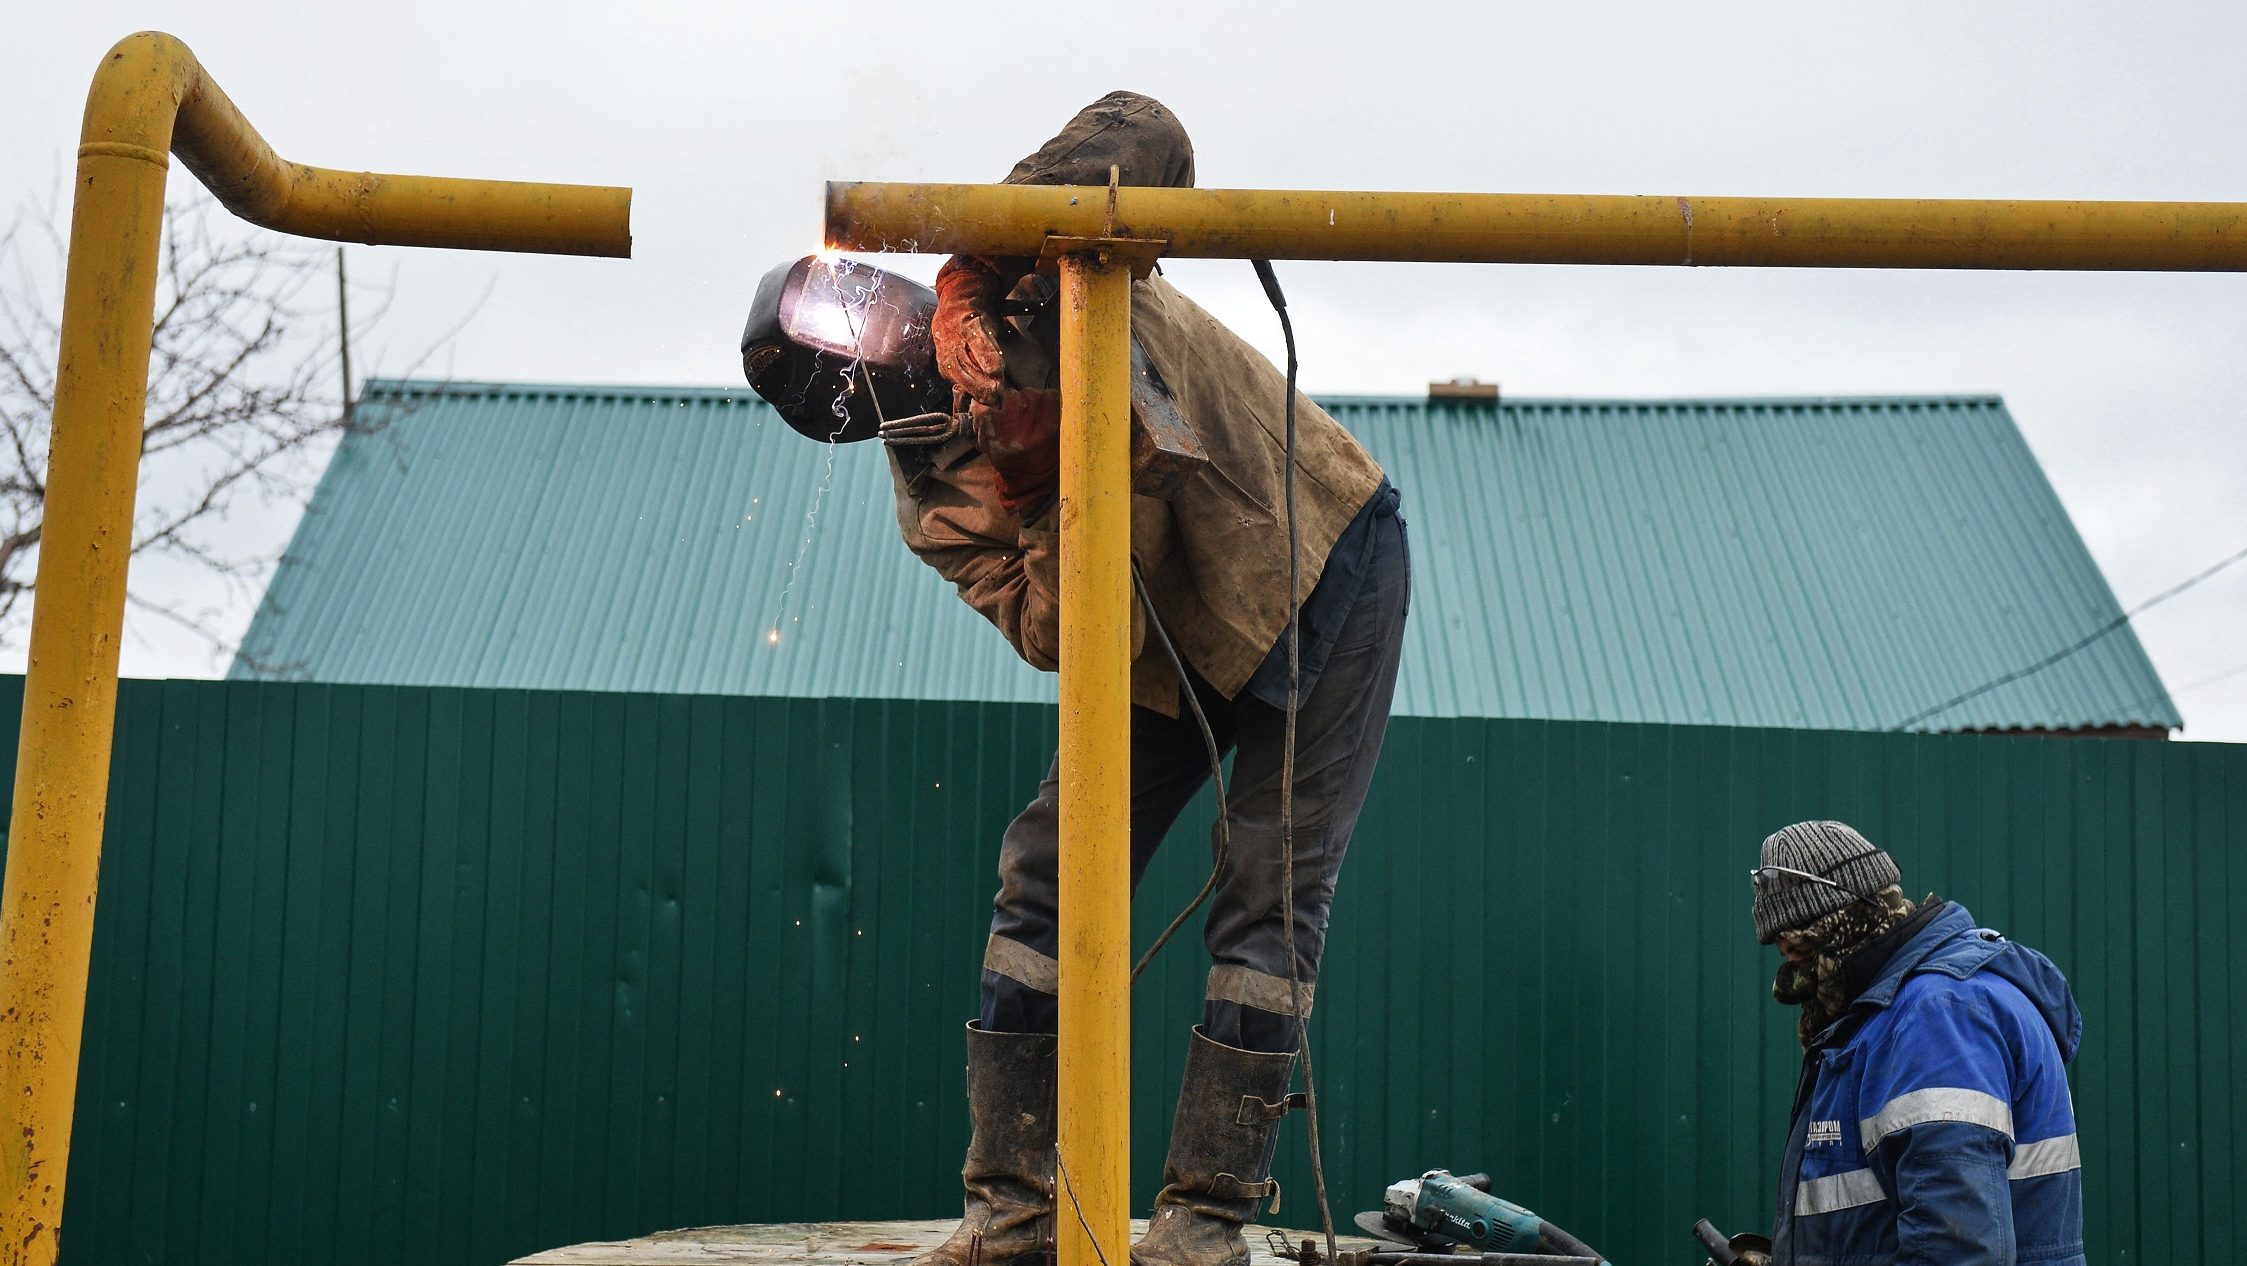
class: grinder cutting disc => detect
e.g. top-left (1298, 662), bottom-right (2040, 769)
top-left (1352, 1210), bottom-right (1420, 1247)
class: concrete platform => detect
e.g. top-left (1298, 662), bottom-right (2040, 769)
top-left (514, 1218), bottom-right (1383, 1265)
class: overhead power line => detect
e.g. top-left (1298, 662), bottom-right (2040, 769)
top-left (2114, 657), bottom-right (2247, 721)
top-left (1890, 539), bottom-right (2247, 732)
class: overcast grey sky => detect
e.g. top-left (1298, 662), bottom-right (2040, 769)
top-left (7, 1), bottom-right (2245, 739)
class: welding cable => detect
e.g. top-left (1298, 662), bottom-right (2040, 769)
top-left (1055, 1143), bottom-right (1118, 1266)
top-left (1126, 263), bottom-right (1339, 1259)
top-left (1254, 255), bottom-right (1341, 1266)
top-left (1129, 562), bottom-right (1232, 985)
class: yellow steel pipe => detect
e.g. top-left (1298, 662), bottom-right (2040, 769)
top-left (831, 166), bottom-right (2247, 1266)
top-left (91, 33), bottom-right (631, 255)
top-left (0, 31), bottom-right (629, 1264)
top-left (827, 181), bottom-right (2247, 270)
top-left (1053, 252), bottom-right (1133, 1266)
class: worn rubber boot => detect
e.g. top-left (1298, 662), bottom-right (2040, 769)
top-left (1131, 1027), bottom-right (1302, 1266)
top-left (913, 1022), bottom-right (1059, 1266)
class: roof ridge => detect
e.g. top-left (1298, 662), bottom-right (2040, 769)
top-left (361, 377), bottom-right (759, 402)
top-left (1321, 392), bottom-right (2006, 406)
top-left (360, 377), bottom-right (2007, 409)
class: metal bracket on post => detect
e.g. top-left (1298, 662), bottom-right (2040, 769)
top-left (1037, 164), bottom-right (1169, 279)
top-left (1037, 234), bottom-right (1168, 279)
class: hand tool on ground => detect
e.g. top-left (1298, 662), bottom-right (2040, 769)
top-left (1347, 1169), bottom-right (1609, 1265)
top-left (1689, 1219), bottom-right (1771, 1266)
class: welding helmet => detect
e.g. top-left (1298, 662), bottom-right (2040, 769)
top-left (740, 255), bottom-right (949, 443)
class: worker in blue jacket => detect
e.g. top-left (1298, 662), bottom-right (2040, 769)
top-left (1750, 821), bottom-right (2085, 1266)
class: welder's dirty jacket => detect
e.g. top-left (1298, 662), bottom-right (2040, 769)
top-left (885, 91), bottom-right (1381, 714)
top-left (1773, 901), bottom-right (2085, 1266)
top-left (886, 274), bottom-right (1384, 715)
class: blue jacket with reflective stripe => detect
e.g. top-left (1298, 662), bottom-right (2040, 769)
top-left (1773, 902), bottom-right (2085, 1266)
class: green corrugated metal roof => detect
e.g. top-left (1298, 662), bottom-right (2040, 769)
top-left (233, 379), bottom-right (2179, 733)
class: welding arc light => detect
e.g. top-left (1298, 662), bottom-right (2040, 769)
top-left (741, 255), bottom-right (948, 444)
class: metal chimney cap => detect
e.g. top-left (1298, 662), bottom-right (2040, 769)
top-left (1428, 377), bottom-right (1500, 403)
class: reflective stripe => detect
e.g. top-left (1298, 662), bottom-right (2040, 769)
top-left (1206, 964), bottom-right (1315, 1017)
top-left (1795, 1167), bottom-right (1886, 1216)
top-left (1793, 1133), bottom-right (2079, 1217)
top-left (984, 934), bottom-right (1058, 993)
top-left (2008, 1133), bottom-right (2081, 1180)
top-left (1860, 1087), bottom-right (2014, 1149)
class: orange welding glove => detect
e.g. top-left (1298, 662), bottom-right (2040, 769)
top-left (933, 255), bottom-right (1008, 406)
top-left (970, 387), bottom-right (1061, 513)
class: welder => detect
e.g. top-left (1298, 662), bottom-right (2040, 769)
top-left (894, 93), bottom-right (1408, 1266)
top-left (1750, 822), bottom-right (2085, 1266)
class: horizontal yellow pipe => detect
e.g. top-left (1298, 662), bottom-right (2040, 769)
top-left (827, 181), bottom-right (2247, 271)
top-left (90, 30), bottom-right (631, 255)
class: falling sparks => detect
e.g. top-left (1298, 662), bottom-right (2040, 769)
top-left (766, 257), bottom-right (884, 649)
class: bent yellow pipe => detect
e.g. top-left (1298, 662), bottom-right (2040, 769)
top-left (0, 31), bottom-right (629, 1265)
top-left (89, 32), bottom-right (630, 255)
top-left (827, 181), bottom-right (2247, 271)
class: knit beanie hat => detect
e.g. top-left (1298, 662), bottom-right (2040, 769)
top-left (1752, 820), bottom-right (1903, 944)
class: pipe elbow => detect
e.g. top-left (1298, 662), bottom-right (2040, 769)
top-left (78, 31), bottom-right (198, 160)
top-left (77, 31), bottom-right (297, 226)
top-left (74, 28), bottom-right (630, 257)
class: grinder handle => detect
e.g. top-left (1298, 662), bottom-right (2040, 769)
top-left (1693, 1219), bottom-right (1741, 1264)
top-left (1453, 1173), bottom-right (1492, 1193)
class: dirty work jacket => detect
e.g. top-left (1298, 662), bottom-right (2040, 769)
top-left (1773, 902), bottom-right (2085, 1266)
top-left (886, 273), bottom-right (1384, 716)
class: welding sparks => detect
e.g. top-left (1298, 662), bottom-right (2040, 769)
top-left (764, 256), bottom-right (885, 651)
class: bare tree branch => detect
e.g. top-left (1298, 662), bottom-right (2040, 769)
top-left (0, 186), bottom-right (454, 666)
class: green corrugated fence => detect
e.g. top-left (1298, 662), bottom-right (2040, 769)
top-left (2, 677), bottom-right (2237, 1265)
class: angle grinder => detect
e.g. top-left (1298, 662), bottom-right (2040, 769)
top-left (1355, 1169), bottom-right (1608, 1265)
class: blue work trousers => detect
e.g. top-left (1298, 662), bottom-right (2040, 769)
top-left (978, 501), bottom-right (1409, 1052)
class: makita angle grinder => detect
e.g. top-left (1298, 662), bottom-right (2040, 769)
top-left (1353, 1169), bottom-right (1609, 1266)
top-left (1330, 1166), bottom-right (1770, 1266)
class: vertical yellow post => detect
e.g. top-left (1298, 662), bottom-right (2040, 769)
top-left (1055, 250), bottom-right (1132, 1266)
top-left (0, 34), bottom-right (628, 1265)
top-left (0, 124), bottom-right (174, 1266)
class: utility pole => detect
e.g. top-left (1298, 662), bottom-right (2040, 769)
top-left (336, 247), bottom-right (353, 427)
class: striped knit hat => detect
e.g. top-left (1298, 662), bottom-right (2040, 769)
top-left (1752, 821), bottom-right (1903, 944)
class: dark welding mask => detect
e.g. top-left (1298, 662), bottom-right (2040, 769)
top-left (741, 253), bottom-right (1208, 499)
top-left (740, 255), bottom-right (949, 444)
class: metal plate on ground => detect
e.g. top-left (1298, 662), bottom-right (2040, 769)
top-left (513, 1218), bottom-right (1385, 1265)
